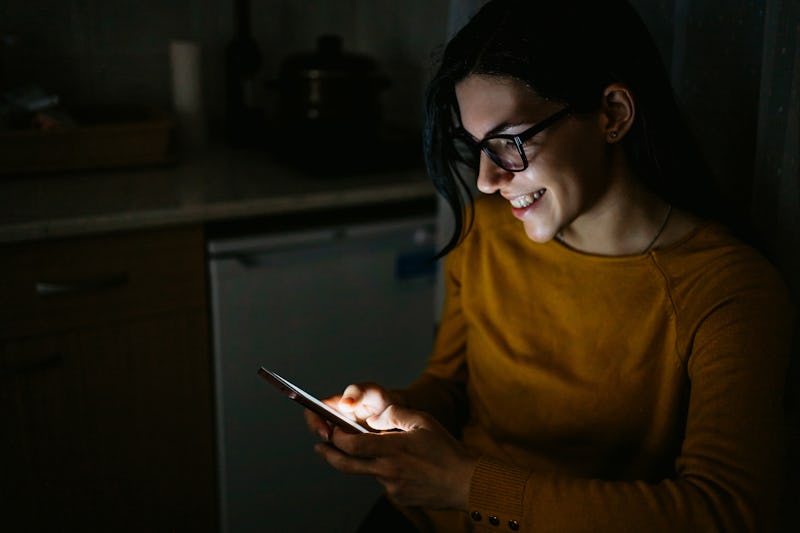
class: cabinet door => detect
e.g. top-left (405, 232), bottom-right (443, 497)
top-left (1, 309), bottom-right (215, 532)
top-left (2, 333), bottom-right (79, 529)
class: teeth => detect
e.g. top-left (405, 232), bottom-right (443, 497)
top-left (510, 189), bottom-right (545, 208)
top-left (511, 195), bottom-right (533, 208)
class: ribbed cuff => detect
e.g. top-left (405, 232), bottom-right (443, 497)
top-left (468, 456), bottom-right (530, 530)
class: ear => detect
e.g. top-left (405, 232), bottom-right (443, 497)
top-left (601, 83), bottom-right (635, 143)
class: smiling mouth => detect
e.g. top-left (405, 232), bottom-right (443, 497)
top-left (510, 189), bottom-right (546, 208)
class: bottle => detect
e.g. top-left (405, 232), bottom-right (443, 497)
top-left (225, 0), bottom-right (263, 145)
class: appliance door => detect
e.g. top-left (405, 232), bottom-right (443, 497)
top-left (209, 216), bottom-right (436, 533)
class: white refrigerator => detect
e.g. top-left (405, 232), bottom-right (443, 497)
top-left (208, 213), bottom-right (437, 533)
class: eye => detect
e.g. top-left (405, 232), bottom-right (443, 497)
top-left (519, 142), bottom-right (541, 157)
top-left (491, 138), bottom-right (517, 152)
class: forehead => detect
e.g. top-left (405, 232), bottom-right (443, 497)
top-left (454, 75), bottom-right (548, 136)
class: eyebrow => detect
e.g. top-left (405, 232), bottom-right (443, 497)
top-left (465, 121), bottom-right (525, 143)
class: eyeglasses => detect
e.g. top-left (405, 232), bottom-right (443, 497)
top-left (456, 107), bottom-right (571, 172)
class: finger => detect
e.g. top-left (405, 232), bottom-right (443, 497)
top-left (305, 394), bottom-right (341, 439)
top-left (338, 384), bottom-right (366, 413)
top-left (332, 424), bottom-right (439, 459)
top-left (367, 405), bottom-right (431, 432)
top-left (314, 442), bottom-right (378, 476)
top-left (330, 427), bottom-right (399, 458)
top-left (353, 387), bottom-right (389, 419)
top-left (321, 394), bottom-right (343, 409)
top-left (321, 394), bottom-right (358, 422)
top-left (303, 409), bottom-right (332, 441)
top-left (339, 383), bottom-right (389, 420)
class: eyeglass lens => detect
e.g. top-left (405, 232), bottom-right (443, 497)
top-left (483, 139), bottom-right (525, 171)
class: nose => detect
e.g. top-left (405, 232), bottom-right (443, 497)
top-left (476, 152), bottom-right (515, 194)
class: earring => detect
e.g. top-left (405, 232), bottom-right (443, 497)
top-left (609, 131), bottom-right (618, 139)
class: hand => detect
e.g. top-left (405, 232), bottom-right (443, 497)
top-left (303, 393), bottom-right (344, 442)
top-left (314, 404), bottom-right (478, 511)
top-left (303, 382), bottom-right (393, 441)
top-left (337, 382), bottom-right (394, 420)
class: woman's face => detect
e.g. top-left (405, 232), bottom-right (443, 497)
top-left (455, 74), bottom-right (612, 243)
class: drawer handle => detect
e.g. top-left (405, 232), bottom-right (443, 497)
top-left (35, 273), bottom-right (129, 297)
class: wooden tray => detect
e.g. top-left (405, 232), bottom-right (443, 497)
top-left (0, 106), bottom-right (173, 175)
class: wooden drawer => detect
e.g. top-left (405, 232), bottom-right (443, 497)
top-left (0, 225), bottom-right (207, 339)
top-left (1, 309), bottom-right (216, 531)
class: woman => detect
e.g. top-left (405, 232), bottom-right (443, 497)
top-left (306, 1), bottom-right (794, 531)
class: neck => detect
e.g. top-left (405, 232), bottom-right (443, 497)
top-left (556, 167), bottom-right (671, 256)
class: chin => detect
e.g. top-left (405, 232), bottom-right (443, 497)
top-left (522, 221), bottom-right (558, 243)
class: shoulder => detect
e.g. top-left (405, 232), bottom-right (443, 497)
top-left (657, 222), bottom-right (785, 290)
top-left (653, 223), bottom-right (794, 356)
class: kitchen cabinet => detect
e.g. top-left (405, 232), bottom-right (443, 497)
top-left (0, 225), bottom-right (216, 532)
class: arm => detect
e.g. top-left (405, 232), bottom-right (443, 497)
top-left (320, 222), bottom-right (792, 532)
top-left (466, 272), bottom-right (794, 533)
top-left (391, 243), bottom-right (470, 434)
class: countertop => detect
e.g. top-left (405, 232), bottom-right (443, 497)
top-left (0, 146), bottom-right (437, 244)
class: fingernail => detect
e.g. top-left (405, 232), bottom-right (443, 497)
top-left (318, 429), bottom-right (329, 442)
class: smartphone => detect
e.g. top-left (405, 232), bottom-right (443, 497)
top-left (257, 367), bottom-right (371, 434)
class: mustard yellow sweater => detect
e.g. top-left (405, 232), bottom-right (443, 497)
top-left (397, 195), bottom-right (794, 532)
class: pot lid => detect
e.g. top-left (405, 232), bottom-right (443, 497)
top-left (280, 34), bottom-right (378, 76)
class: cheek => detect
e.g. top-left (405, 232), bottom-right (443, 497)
top-left (539, 135), bottom-right (609, 197)
top-left (528, 151), bottom-right (584, 195)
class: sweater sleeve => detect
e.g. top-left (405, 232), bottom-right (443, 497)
top-left (466, 266), bottom-right (794, 533)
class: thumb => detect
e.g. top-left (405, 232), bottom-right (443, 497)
top-left (366, 404), bottom-right (430, 432)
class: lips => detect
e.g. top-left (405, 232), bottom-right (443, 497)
top-left (509, 188), bottom-right (546, 208)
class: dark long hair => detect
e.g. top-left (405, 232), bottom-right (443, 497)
top-left (424, 0), bottom-right (721, 256)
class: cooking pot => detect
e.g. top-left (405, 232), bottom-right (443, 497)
top-left (269, 34), bottom-right (389, 133)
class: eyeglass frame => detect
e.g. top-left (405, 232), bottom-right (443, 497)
top-left (456, 106), bottom-right (571, 172)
